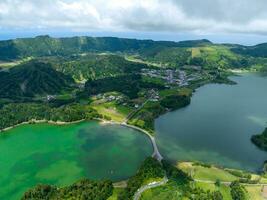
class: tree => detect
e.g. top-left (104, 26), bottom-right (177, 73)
top-left (230, 181), bottom-right (247, 200)
top-left (215, 179), bottom-right (221, 187)
top-left (212, 191), bottom-right (223, 200)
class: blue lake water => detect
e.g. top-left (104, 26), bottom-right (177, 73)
top-left (156, 73), bottom-right (267, 171)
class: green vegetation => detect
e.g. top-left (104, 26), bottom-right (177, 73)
top-left (140, 161), bottom-right (265, 200)
top-left (245, 186), bottom-right (263, 200)
top-left (129, 89), bottom-right (192, 133)
top-left (179, 162), bottom-right (238, 182)
top-left (128, 101), bottom-right (165, 133)
top-left (107, 188), bottom-right (124, 200)
top-left (1, 35), bottom-right (267, 199)
top-left (118, 157), bottom-right (164, 200)
top-left (53, 53), bottom-right (146, 82)
top-left (195, 182), bottom-right (231, 200)
top-left (0, 61), bottom-right (73, 99)
top-left (230, 181), bottom-right (248, 200)
top-left (91, 97), bottom-right (132, 122)
top-left (140, 160), bottom-right (226, 200)
top-left (0, 103), bottom-right (99, 130)
top-left (160, 94), bottom-right (190, 110)
top-left (232, 43), bottom-right (267, 58)
top-left (0, 35), bottom-right (179, 60)
top-left (21, 179), bottom-right (113, 200)
top-left (84, 74), bottom-right (164, 99)
top-left (251, 128), bottom-right (267, 151)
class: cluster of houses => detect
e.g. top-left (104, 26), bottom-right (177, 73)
top-left (46, 95), bottom-right (56, 101)
top-left (148, 89), bottom-right (160, 102)
top-left (96, 93), bottom-right (125, 104)
top-left (141, 66), bottom-right (204, 87)
top-left (141, 68), bottom-right (187, 86)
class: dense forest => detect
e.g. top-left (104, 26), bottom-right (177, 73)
top-left (0, 61), bottom-right (73, 98)
top-left (0, 35), bottom-right (215, 60)
top-left (84, 74), bottom-right (165, 99)
top-left (0, 103), bottom-right (100, 130)
top-left (232, 43), bottom-right (267, 57)
top-left (118, 157), bottom-right (165, 200)
top-left (21, 179), bottom-right (113, 200)
top-left (52, 54), bottom-right (147, 81)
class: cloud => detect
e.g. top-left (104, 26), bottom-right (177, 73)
top-left (1, 0), bottom-right (267, 35)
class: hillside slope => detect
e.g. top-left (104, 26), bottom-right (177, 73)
top-left (51, 54), bottom-right (147, 81)
top-left (0, 61), bottom-right (73, 98)
top-left (0, 36), bottom-right (211, 60)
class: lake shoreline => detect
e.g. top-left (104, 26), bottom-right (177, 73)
top-left (1, 116), bottom-right (265, 180)
top-left (0, 119), bottom-right (86, 133)
top-left (0, 117), bottom-right (163, 161)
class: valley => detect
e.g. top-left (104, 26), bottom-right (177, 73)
top-left (1, 35), bottom-right (267, 199)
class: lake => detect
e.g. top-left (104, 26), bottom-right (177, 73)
top-left (0, 121), bottom-right (152, 200)
top-left (155, 73), bottom-right (267, 172)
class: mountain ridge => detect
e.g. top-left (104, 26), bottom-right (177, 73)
top-left (0, 35), bottom-right (213, 60)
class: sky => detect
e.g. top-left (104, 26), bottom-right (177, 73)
top-left (1, 0), bottom-right (267, 45)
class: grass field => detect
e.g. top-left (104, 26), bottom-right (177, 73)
top-left (140, 181), bottom-right (265, 200)
top-left (125, 55), bottom-right (163, 68)
top-left (191, 48), bottom-right (201, 58)
top-left (245, 185), bottom-right (263, 200)
top-left (92, 100), bottom-right (132, 122)
top-left (195, 182), bottom-right (232, 200)
top-left (178, 162), bottom-right (238, 182)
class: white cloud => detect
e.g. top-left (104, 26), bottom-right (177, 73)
top-left (1, 0), bottom-right (267, 35)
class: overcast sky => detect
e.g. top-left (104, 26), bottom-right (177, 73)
top-left (1, 0), bottom-right (267, 44)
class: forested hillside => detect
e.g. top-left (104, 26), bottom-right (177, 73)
top-left (0, 61), bottom-right (73, 98)
top-left (22, 179), bottom-right (113, 200)
top-left (0, 35), bottom-right (177, 60)
top-left (232, 43), bottom-right (267, 57)
top-left (52, 54), bottom-right (147, 81)
top-left (0, 35), bottom-right (216, 60)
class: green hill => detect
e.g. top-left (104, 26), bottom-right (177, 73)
top-left (51, 54), bottom-right (147, 82)
top-left (232, 43), bottom-right (267, 57)
top-left (140, 45), bottom-right (251, 69)
top-left (0, 36), bottom-right (213, 60)
top-left (0, 61), bottom-right (73, 98)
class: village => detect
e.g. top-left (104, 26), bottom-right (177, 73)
top-left (141, 66), bottom-right (203, 87)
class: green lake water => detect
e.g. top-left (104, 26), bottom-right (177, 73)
top-left (0, 121), bottom-right (152, 200)
top-left (156, 73), bottom-right (267, 172)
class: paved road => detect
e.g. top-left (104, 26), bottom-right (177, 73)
top-left (133, 176), bottom-right (168, 200)
top-left (121, 123), bottom-right (163, 161)
top-left (124, 99), bottom-right (150, 123)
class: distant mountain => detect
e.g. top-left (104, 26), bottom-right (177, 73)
top-left (176, 39), bottom-right (212, 47)
top-left (0, 61), bottom-right (73, 98)
top-left (231, 43), bottom-right (267, 57)
top-left (0, 35), bottom-right (213, 60)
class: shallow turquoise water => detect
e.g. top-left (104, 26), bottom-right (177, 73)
top-left (0, 121), bottom-right (152, 200)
